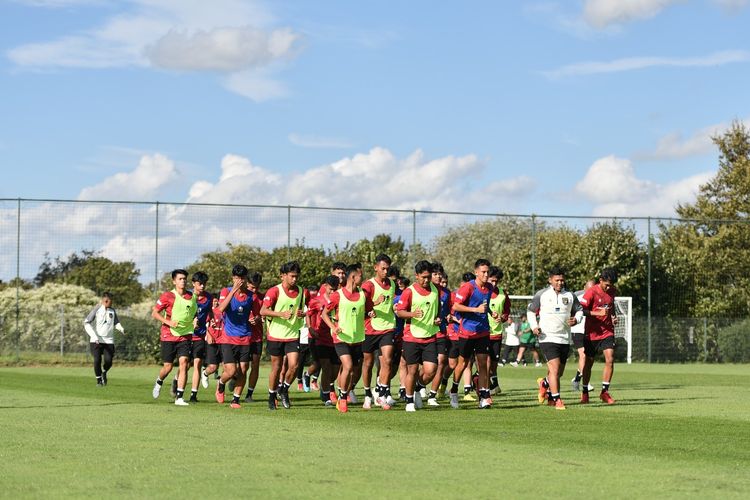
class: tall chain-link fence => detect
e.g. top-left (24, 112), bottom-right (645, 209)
top-left (1, 198), bottom-right (748, 363)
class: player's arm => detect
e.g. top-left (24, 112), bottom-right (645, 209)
top-left (452, 285), bottom-right (485, 314)
top-left (395, 289), bottom-right (420, 319)
top-left (218, 277), bottom-right (244, 313)
top-left (151, 294), bottom-right (177, 327)
top-left (501, 290), bottom-right (511, 322)
top-left (260, 288), bottom-right (292, 319)
top-left (568, 294), bottom-right (584, 326)
top-left (113, 310), bottom-right (125, 334)
top-left (83, 305), bottom-right (101, 343)
top-left (321, 294), bottom-right (339, 334)
top-left (527, 292), bottom-right (542, 334)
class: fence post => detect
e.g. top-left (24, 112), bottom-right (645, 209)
top-left (530, 215), bottom-right (536, 294)
top-left (60, 304), bottom-right (65, 357)
top-left (412, 209), bottom-right (416, 250)
top-left (15, 198), bottom-right (21, 361)
top-left (703, 317), bottom-right (708, 360)
top-left (647, 217), bottom-right (652, 363)
top-left (287, 205), bottom-right (291, 259)
top-left (154, 201), bottom-right (159, 297)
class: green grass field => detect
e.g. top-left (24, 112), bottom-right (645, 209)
top-left (1, 363), bottom-right (748, 499)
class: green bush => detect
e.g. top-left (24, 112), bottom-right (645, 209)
top-left (717, 319), bottom-right (750, 363)
top-left (116, 316), bottom-right (160, 362)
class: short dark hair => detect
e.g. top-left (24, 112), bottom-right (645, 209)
top-left (249, 272), bottom-right (262, 287)
top-left (345, 264), bottom-right (360, 279)
top-left (474, 259), bottom-right (491, 269)
top-left (431, 262), bottom-right (445, 275)
top-left (462, 272), bottom-right (476, 283)
top-left (548, 265), bottom-right (566, 277)
top-left (280, 261), bottom-right (301, 274)
top-left (387, 265), bottom-right (400, 278)
top-left (191, 271), bottom-right (208, 284)
top-left (600, 268), bottom-right (618, 283)
top-left (374, 253), bottom-right (392, 265)
top-left (415, 260), bottom-right (432, 275)
top-left (172, 269), bottom-right (188, 279)
top-left (308, 284), bottom-right (320, 294)
top-left (325, 275), bottom-right (340, 288)
top-left (331, 261), bottom-right (346, 272)
top-left (101, 292), bottom-right (112, 300)
top-left (489, 266), bottom-right (503, 279)
top-left (398, 276), bottom-right (410, 287)
top-left (232, 264), bottom-right (249, 278)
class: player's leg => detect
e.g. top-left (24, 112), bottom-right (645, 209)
top-left (489, 339), bottom-right (501, 394)
top-left (336, 348), bottom-right (354, 413)
top-left (245, 343), bottom-right (261, 402)
top-left (377, 338), bottom-right (394, 406)
top-left (266, 340), bottom-right (284, 410)
top-left (175, 349), bottom-right (191, 405)
top-left (100, 344), bottom-right (114, 385)
top-left (420, 342), bottom-right (439, 407)
top-left (361, 336), bottom-right (377, 408)
top-left (429, 340), bottom-right (447, 403)
top-left (600, 339), bottom-right (616, 403)
top-left (154, 342), bottom-right (176, 399)
top-left (91, 342), bottom-right (103, 386)
top-left (581, 338), bottom-right (596, 403)
top-left (571, 333), bottom-right (586, 390)
top-left (279, 343), bottom-right (300, 409)
top-left (402, 342), bottom-right (419, 412)
top-left (229, 349), bottom-right (250, 408)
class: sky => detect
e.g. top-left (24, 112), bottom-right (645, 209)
top-left (1, 0), bottom-right (749, 281)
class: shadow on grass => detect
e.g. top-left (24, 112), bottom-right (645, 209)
top-left (0, 401), bottom-right (149, 410)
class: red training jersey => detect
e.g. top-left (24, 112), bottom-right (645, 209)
top-left (307, 295), bottom-right (333, 347)
top-left (361, 278), bottom-right (396, 335)
top-left (155, 290), bottom-right (194, 343)
top-left (325, 287), bottom-right (373, 344)
top-left (582, 284), bottom-right (618, 341)
top-left (395, 283), bottom-right (437, 344)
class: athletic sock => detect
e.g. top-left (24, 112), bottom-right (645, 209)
top-left (364, 387), bottom-right (373, 398)
top-left (245, 387), bottom-right (254, 398)
top-left (268, 389), bottom-right (276, 398)
top-left (191, 389), bottom-right (198, 397)
top-left (463, 384), bottom-right (472, 395)
top-left (479, 389), bottom-right (490, 399)
top-left (550, 392), bottom-right (560, 402)
top-left (440, 375), bottom-right (450, 386)
top-left (339, 388), bottom-right (347, 400)
top-left (218, 382), bottom-right (226, 393)
top-left (416, 381), bottom-right (425, 392)
top-left (602, 382), bottom-right (610, 393)
top-left (232, 393), bottom-right (240, 404)
top-left (156, 378), bottom-right (164, 385)
top-left (490, 375), bottom-right (498, 388)
top-left (176, 389), bottom-right (184, 399)
top-left (398, 387), bottom-right (406, 397)
top-left (428, 390), bottom-right (437, 399)
top-left (406, 394), bottom-right (414, 404)
top-left (541, 377), bottom-right (549, 389)
top-left (281, 382), bottom-right (290, 394)
top-left (574, 370), bottom-right (583, 382)
top-left (96, 376), bottom-right (103, 382)
top-left (582, 386), bottom-right (589, 394)
top-left (450, 381), bottom-right (460, 394)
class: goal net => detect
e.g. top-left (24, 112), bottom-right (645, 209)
top-left (508, 295), bottom-right (633, 364)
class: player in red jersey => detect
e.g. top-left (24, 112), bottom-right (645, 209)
top-left (427, 263), bottom-right (452, 406)
top-left (361, 253), bottom-right (397, 410)
top-left (260, 261), bottom-right (309, 410)
top-left (307, 275), bottom-right (342, 405)
top-left (202, 295), bottom-right (224, 384)
top-left (322, 263), bottom-right (374, 413)
top-left (151, 269), bottom-right (197, 406)
top-left (243, 272), bottom-right (265, 403)
top-left (395, 260), bottom-right (442, 412)
top-left (188, 272), bottom-right (212, 402)
top-left (580, 268), bottom-right (620, 404)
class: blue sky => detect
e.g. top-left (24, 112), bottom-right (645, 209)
top-left (1, 0), bottom-right (749, 218)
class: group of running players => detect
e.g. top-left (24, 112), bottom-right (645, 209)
top-left (142, 254), bottom-right (619, 412)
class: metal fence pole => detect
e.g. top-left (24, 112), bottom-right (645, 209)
top-left (647, 217), bottom-right (652, 363)
top-left (15, 198), bottom-right (21, 361)
top-left (412, 209), bottom-right (416, 249)
top-left (703, 317), bottom-right (708, 360)
top-left (287, 205), bottom-right (291, 259)
top-left (60, 304), bottom-right (65, 357)
top-left (530, 215), bottom-right (536, 294)
top-left (154, 201), bottom-right (159, 296)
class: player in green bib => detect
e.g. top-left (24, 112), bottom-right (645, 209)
top-left (487, 266), bottom-right (510, 396)
top-left (395, 260), bottom-right (442, 412)
top-left (322, 263), bottom-right (374, 413)
top-left (361, 253), bottom-right (397, 410)
top-left (151, 269), bottom-right (197, 406)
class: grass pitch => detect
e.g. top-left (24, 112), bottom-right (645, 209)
top-left (0, 363), bottom-right (748, 499)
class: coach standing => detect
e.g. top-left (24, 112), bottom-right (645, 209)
top-left (84, 292), bottom-right (125, 387)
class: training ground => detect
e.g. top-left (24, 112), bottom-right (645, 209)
top-left (0, 363), bottom-right (747, 499)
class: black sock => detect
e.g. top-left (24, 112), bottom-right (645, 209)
top-left (339, 389), bottom-right (347, 400)
top-left (450, 381), bottom-right (459, 394)
top-left (156, 378), bottom-right (163, 386)
top-left (176, 389), bottom-right (184, 399)
top-left (399, 387), bottom-right (406, 397)
top-left (464, 385), bottom-right (472, 395)
top-left (550, 392), bottom-right (560, 402)
top-left (191, 390), bottom-right (197, 396)
top-left (364, 387), bottom-right (373, 398)
top-left (416, 381), bottom-right (425, 391)
top-left (96, 376), bottom-right (103, 382)
top-left (490, 376), bottom-right (498, 388)
top-left (428, 390), bottom-right (437, 399)
top-left (406, 395), bottom-right (414, 404)
top-left (602, 382), bottom-right (610, 393)
top-left (245, 387), bottom-right (254, 397)
top-left (582, 385), bottom-right (589, 394)
top-left (541, 377), bottom-right (549, 389)
top-left (232, 394), bottom-right (240, 404)
top-left (218, 382), bottom-right (225, 393)
top-left (441, 375), bottom-right (450, 386)
top-left (268, 390), bottom-right (276, 400)
top-left (574, 370), bottom-right (582, 382)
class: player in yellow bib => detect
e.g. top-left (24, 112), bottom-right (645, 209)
top-left (260, 261), bottom-right (309, 410)
top-left (395, 260), bottom-right (442, 412)
top-left (361, 253), bottom-right (397, 410)
top-left (322, 263), bottom-right (374, 413)
top-left (487, 266), bottom-right (510, 396)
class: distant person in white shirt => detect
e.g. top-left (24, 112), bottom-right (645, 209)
top-left (83, 292), bottom-right (125, 387)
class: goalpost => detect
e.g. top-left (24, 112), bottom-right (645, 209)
top-left (508, 295), bottom-right (633, 364)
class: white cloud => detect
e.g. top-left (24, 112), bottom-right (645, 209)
top-left (6, 0), bottom-right (299, 100)
top-left (635, 118), bottom-right (750, 161)
top-left (77, 153), bottom-right (178, 201)
top-left (712, 0), bottom-right (749, 13)
top-left (11, 0), bottom-right (105, 6)
top-left (543, 50), bottom-right (750, 78)
top-left (582, 0), bottom-right (683, 28)
top-left (144, 26), bottom-right (298, 72)
top-left (288, 133), bottom-right (354, 149)
top-left (575, 155), bottom-right (712, 216)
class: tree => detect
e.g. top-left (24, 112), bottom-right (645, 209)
top-left (35, 251), bottom-right (146, 306)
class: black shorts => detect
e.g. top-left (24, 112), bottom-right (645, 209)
top-left (402, 340), bottom-right (438, 365)
top-left (191, 339), bottom-right (207, 361)
top-left (334, 342), bottom-right (364, 365)
top-left (540, 343), bottom-right (570, 362)
top-left (206, 343), bottom-right (222, 365)
top-left (457, 336), bottom-right (491, 359)
top-left (583, 336), bottom-right (616, 357)
top-left (314, 344), bottom-right (341, 365)
top-left (436, 337), bottom-right (450, 356)
top-left (221, 343), bottom-right (251, 364)
top-left (161, 339), bottom-right (191, 363)
top-left (249, 342), bottom-right (263, 357)
top-left (363, 332), bottom-right (396, 353)
top-left (572, 332), bottom-right (585, 349)
top-left (489, 338), bottom-right (502, 362)
top-left (448, 339), bottom-right (460, 359)
top-left (267, 340), bottom-right (300, 357)
top-left (520, 342), bottom-right (537, 349)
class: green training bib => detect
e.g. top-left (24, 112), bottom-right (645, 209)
top-left (408, 283), bottom-right (439, 339)
top-left (369, 278), bottom-right (396, 332)
top-left (336, 289), bottom-right (366, 344)
top-left (169, 290), bottom-right (197, 337)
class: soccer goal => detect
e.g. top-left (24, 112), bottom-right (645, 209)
top-left (507, 295), bottom-right (633, 364)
